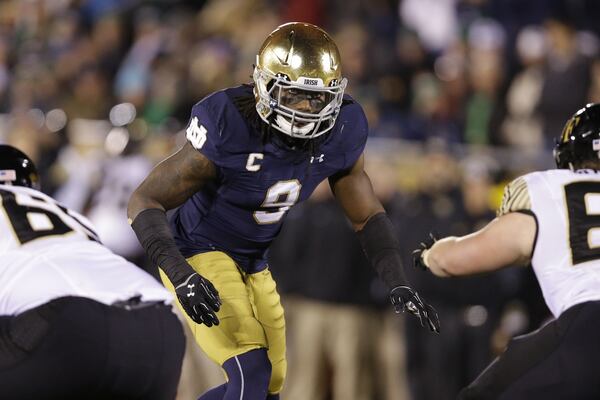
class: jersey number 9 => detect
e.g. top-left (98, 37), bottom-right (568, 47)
top-left (253, 180), bottom-right (302, 224)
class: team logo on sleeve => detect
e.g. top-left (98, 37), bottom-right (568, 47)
top-left (186, 117), bottom-right (208, 150)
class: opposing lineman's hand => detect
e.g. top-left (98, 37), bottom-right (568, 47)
top-left (174, 273), bottom-right (222, 326)
top-left (412, 232), bottom-right (438, 271)
top-left (390, 286), bottom-right (440, 333)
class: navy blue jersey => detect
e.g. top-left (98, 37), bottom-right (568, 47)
top-left (171, 85), bottom-right (368, 272)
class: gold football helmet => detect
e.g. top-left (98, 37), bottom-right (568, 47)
top-left (253, 22), bottom-right (347, 139)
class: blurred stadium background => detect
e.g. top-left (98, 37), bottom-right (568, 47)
top-left (1, 0), bottom-right (598, 399)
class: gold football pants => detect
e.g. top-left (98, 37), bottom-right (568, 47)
top-left (159, 251), bottom-right (286, 394)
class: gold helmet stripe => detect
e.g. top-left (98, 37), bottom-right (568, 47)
top-left (561, 116), bottom-right (581, 143)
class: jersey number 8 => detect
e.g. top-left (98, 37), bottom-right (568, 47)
top-left (564, 181), bottom-right (600, 265)
top-left (0, 189), bottom-right (98, 245)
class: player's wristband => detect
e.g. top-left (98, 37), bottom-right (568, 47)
top-left (130, 208), bottom-right (192, 286)
top-left (357, 212), bottom-right (408, 289)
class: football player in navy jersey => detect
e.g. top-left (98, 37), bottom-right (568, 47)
top-left (129, 22), bottom-right (439, 400)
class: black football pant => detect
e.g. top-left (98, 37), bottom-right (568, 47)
top-left (0, 296), bottom-right (185, 400)
top-left (458, 300), bottom-right (600, 400)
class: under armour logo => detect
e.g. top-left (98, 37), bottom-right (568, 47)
top-left (310, 154), bottom-right (325, 163)
top-left (187, 283), bottom-right (195, 297)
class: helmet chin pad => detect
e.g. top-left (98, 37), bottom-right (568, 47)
top-left (275, 115), bottom-right (315, 136)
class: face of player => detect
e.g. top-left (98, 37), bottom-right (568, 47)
top-left (279, 87), bottom-right (331, 114)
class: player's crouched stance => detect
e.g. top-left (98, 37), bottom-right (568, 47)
top-left (0, 146), bottom-right (185, 400)
top-left (129, 22), bottom-right (439, 400)
top-left (413, 103), bottom-right (600, 400)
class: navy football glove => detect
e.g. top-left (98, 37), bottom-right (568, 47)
top-left (412, 232), bottom-right (438, 271)
top-left (390, 286), bottom-right (440, 333)
top-left (175, 273), bottom-right (221, 327)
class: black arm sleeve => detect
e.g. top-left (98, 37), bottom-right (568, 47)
top-left (130, 208), bottom-right (192, 286)
top-left (357, 212), bottom-right (408, 289)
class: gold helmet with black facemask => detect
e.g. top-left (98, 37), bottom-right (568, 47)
top-left (253, 22), bottom-right (347, 139)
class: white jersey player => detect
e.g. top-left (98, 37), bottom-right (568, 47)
top-left (0, 145), bottom-right (184, 400)
top-left (497, 169), bottom-right (600, 318)
top-left (0, 183), bottom-right (172, 315)
top-left (414, 103), bottom-right (600, 400)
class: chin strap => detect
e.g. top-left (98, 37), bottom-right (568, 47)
top-left (275, 115), bottom-right (315, 136)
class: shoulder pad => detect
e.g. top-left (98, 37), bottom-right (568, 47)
top-left (497, 176), bottom-right (531, 217)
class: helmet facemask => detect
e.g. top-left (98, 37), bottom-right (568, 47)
top-left (253, 65), bottom-right (347, 139)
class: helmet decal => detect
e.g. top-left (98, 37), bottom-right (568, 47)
top-left (561, 116), bottom-right (581, 144)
